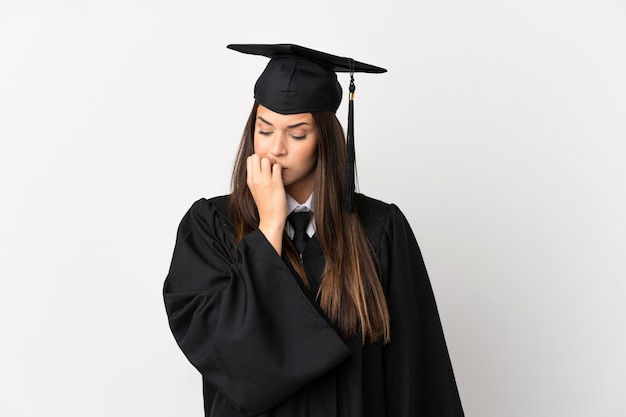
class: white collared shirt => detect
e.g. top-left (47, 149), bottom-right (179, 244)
top-left (285, 193), bottom-right (316, 238)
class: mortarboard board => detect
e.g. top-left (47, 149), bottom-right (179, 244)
top-left (227, 43), bottom-right (387, 212)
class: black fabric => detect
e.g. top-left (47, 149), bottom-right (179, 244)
top-left (226, 43), bottom-right (385, 114)
top-left (301, 234), bottom-right (324, 297)
top-left (288, 211), bottom-right (311, 255)
top-left (227, 44), bottom-right (387, 74)
top-left (164, 194), bottom-right (465, 417)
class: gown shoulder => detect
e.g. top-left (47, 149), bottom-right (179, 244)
top-left (164, 194), bottom-right (351, 415)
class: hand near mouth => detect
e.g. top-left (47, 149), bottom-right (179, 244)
top-left (246, 154), bottom-right (288, 254)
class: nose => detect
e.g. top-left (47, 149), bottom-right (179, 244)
top-left (267, 133), bottom-right (287, 157)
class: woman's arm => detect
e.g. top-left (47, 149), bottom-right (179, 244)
top-left (163, 198), bottom-right (350, 415)
top-left (246, 154), bottom-right (287, 254)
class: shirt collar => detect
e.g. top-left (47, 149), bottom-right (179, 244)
top-left (286, 193), bottom-right (316, 238)
top-left (287, 192), bottom-right (314, 214)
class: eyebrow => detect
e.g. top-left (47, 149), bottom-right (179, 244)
top-left (257, 116), bottom-right (311, 129)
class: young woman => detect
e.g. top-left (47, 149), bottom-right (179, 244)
top-left (164, 44), bottom-right (464, 417)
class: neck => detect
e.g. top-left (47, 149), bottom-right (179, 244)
top-left (287, 191), bottom-right (313, 208)
top-left (285, 186), bottom-right (314, 204)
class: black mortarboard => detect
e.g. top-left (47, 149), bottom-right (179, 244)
top-left (227, 43), bottom-right (387, 211)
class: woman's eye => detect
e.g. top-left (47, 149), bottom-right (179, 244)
top-left (258, 130), bottom-right (272, 136)
top-left (290, 133), bottom-right (306, 140)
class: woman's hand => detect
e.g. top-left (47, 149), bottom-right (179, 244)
top-left (247, 154), bottom-right (287, 254)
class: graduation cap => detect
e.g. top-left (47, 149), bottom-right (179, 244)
top-left (227, 43), bottom-right (387, 212)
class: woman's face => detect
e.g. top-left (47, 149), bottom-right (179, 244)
top-left (253, 105), bottom-right (319, 202)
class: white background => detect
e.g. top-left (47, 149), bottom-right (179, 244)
top-left (1, 1), bottom-right (625, 416)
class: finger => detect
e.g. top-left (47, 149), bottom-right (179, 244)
top-left (246, 156), bottom-right (255, 184)
top-left (271, 163), bottom-right (283, 183)
top-left (260, 156), bottom-right (272, 175)
top-left (247, 155), bottom-right (263, 188)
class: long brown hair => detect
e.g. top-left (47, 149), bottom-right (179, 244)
top-left (230, 102), bottom-right (390, 344)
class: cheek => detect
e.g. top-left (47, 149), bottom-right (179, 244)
top-left (309, 148), bottom-right (319, 165)
top-left (301, 146), bottom-right (318, 169)
top-left (294, 141), bottom-right (314, 157)
top-left (253, 136), bottom-right (264, 154)
top-left (307, 141), bottom-right (319, 165)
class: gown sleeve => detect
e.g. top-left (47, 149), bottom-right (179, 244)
top-left (163, 198), bottom-right (351, 416)
top-left (381, 204), bottom-right (465, 416)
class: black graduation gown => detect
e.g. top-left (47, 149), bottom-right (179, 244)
top-left (163, 194), bottom-right (464, 417)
